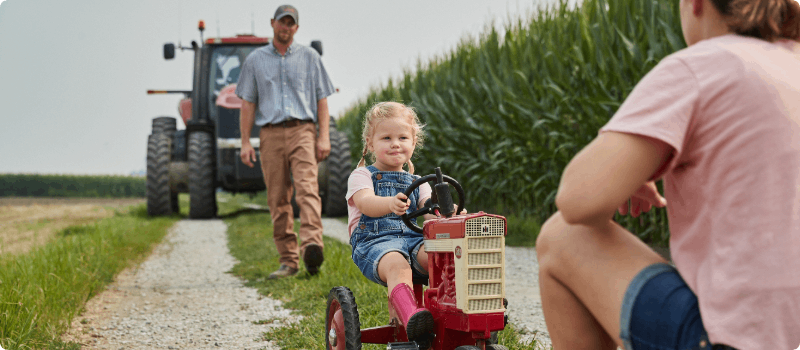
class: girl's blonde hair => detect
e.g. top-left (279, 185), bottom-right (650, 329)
top-left (357, 101), bottom-right (426, 174)
top-left (711, 0), bottom-right (800, 41)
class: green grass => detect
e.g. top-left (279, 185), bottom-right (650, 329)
top-left (224, 201), bottom-right (547, 349)
top-left (0, 204), bottom-right (180, 350)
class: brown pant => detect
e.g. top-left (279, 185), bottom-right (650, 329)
top-left (259, 122), bottom-right (324, 269)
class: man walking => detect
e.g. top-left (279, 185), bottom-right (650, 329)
top-left (236, 4), bottom-right (335, 279)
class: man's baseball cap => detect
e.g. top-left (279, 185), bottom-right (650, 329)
top-left (274, 5), bottom-right (298, 24)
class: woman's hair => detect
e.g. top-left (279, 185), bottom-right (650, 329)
top-left (710, 0), bottom-right (800, 41)
top-left (357, 101), bottom-right (426, 174)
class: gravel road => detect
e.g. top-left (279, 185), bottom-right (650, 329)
top-left (65, 217), bottom-right (551, 349)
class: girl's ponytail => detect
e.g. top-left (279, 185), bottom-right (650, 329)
top-left (406, 160), bottom-right (415, 175)
top-left (712, 0), bottom-right (800, 41)
top-left (357, 144), bottom-right (368, 168)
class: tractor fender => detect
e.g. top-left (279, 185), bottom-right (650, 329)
top-left (179, 98), bottom-right (192, 125)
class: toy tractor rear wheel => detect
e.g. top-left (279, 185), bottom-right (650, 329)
top-left (454, 346), bottom-right (480, 350)
top-left (188, 131), bottom-right (217, 218)
top-left (146, 134), bottom-right (174, 216)
top-left (487, 345), bottom-right (509, 350)
top-left (326, 286), bottom-right (361, 350)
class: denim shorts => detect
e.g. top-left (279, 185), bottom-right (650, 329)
top-left (351, 233), bottom-right (428, 287)
top-left (620, 263), bottom-right (720, 350)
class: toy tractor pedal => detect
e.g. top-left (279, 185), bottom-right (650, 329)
top-left (326, 168), bottom-right (508, 350)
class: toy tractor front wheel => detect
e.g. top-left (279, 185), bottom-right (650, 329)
top-left (326, 286), bottom-right (361, 350)
top-left (188, 131), bottom-right (217, 218)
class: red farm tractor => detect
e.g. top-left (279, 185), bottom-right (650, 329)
top-left (326, 168), bottom-right (509, 350)
top-left (146, 20), bottom-right (350, 218)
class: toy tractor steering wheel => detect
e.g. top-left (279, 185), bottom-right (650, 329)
top-left (401, 167), bottom-right (466, 233)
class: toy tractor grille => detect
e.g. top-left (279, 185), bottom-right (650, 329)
top-left (469, 298), bottom-right (504, 311)
top-left (468, 237), bottom-right (502, 250)
top-left (465, 216), bottom-right (505, 237)
top-left (468, 283), bottom-right (501, 295)
top-left (461, 216), bottom-right (506, 313)
top-left (468, 253), bottom-right (501, 265)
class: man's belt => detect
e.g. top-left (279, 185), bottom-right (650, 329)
top-left (262, 119), bottom-right (313, 128)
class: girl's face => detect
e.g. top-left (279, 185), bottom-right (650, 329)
top-left (368, 115), bottom-right (416, 172)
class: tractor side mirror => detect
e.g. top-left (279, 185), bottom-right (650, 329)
top-left (163, 43), bottom-right (175, 60)
top-left (310, 40), bottom-right (323, 56)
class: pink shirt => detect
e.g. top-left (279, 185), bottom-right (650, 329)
top-left (602, 34), bottom-right (800, 349)
top-left (345, 166), bottom-right (433, 236)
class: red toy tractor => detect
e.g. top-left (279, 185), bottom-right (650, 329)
top-left (326, 168), bottom-right (509, 350)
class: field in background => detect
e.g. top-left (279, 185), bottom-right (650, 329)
top-left (0, 174), bottom-right (145, 198)
top-left (0, 197), bottom-right (144, 256)
top-left (338, 0), bottom-right (681, 246)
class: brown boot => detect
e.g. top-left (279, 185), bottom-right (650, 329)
top-left (267, 264), bottom-right (298, 279)
top-left (302, 243), bottom-right (324, 276)
top-left (389, 283), bottom-right (434, 341)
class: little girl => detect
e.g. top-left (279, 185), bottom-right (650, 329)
top-left (345, 101), bottom-right (438, 342)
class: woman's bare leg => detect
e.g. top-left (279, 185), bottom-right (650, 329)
top-left (536, 212), bottom-right (667, 349)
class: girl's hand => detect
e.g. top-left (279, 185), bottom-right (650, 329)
top-left (390, 193), bottom-right (411, 216)
top-left (618, 181), bottom-right (667, 217)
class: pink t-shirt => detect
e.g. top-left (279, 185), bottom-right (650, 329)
top-left (601, 34), bottom-right (800, 349)
top-left (345, 166), bottom-right (433, 236)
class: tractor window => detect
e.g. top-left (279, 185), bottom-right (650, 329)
top-left (208, 46), bottom-right (258, 121)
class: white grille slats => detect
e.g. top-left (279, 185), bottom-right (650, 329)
top-left (461, 216), bottom-right (506, 313)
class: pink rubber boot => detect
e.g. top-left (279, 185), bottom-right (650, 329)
top-left (388, 283), bottom-right (434, 341)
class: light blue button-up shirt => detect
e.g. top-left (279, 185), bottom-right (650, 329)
top-left (235, 42), bottom-right (335, 126)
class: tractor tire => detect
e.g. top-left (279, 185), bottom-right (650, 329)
top-left (321, 128), bottom-right (350, 217)
top-left (454, 346), bottom-right (481, 350)
top-left (188, 131), bottom-right (217, 218)
top-left (326, 286), bottom-right (361, 350)
top-left (152, 116), bottom-right (177, 135)
top-left (146, 134), bottom-right (174, 216)
top-left (487, 345), bottom-right (509, 350)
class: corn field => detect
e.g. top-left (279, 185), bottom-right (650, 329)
top-left (338, 0), bottom-right (684, 245)
top-left (0, 174), bottom-right (146, 198)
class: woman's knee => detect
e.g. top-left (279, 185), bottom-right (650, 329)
top-left (536, 211), bottom-right (568, 259)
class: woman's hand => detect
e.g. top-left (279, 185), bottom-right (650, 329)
top-left (618, 181), bottom-right (667, 217)
top-left (390, 193), bottom-right (411, 216)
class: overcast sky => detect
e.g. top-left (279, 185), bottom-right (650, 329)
top-left (1, 0), bottom-right (572, 175)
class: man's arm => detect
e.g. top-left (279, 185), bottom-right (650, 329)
top-left (239, 100), bottom-right (257, 168)
top-left (316, 97), bottom-right (331, 161)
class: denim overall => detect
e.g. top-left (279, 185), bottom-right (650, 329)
top-left (350, 165), bottom-right (428, 286)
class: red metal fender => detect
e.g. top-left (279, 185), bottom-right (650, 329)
top-left (216, 84), bottom-right (243, 110)
top-left (179, 98), bottom-right (192, 125)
